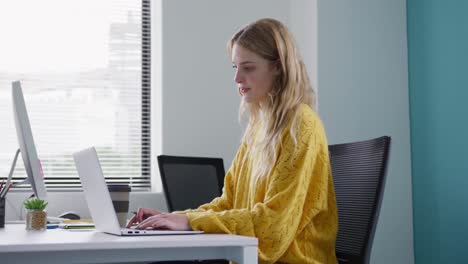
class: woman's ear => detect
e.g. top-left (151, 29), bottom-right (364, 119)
top-left (273, 60), bottom-right (282, 75)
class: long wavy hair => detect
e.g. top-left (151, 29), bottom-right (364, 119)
top-left (228, 18), bottom-right (316, 181)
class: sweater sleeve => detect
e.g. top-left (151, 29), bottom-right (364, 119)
top-left (186, 122), bottom-right (330, 263)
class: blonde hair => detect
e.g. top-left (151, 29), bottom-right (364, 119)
top-left (228, 18), bottom-right (315, 180)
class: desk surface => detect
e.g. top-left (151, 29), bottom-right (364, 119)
top-left (0, 224), bottom-right (258, 264)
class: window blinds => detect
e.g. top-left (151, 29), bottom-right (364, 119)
top-left (0, 0), bottom-right (151, 191)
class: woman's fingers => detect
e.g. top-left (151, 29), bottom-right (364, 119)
top-left (134, 213), bottom-right (190, 231)
top-left (136, 215), bottom-right (166, 230)
top-left (135, 213), bottom-right (171, 229)
top-left (127, 208), bottom-right (164, 228)
top-left (126, 214), bottom-right (138, 228)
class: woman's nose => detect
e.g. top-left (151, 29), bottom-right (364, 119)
top-left (234, 70), bottom-right (243, 84)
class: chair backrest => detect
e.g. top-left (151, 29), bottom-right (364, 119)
top-left (329, 136), bottom-right (391, 264)
top-left (157, 155), bottom-right (225, 212)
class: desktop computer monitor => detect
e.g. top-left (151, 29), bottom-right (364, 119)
top-left (12, 81), bottom-right (47, 199)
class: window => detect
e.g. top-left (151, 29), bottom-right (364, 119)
top-left (0, 0), bottom-right (151, 191)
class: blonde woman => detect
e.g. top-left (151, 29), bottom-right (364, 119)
top-left (128, 18), bottom-right (338, 263)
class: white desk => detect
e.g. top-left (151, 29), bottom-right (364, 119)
top-left (0, 224), bottom-right (258, 264)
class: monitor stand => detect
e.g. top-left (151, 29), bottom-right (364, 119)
top-left (0, 149), bottom-right (21, 198)
top-left (3, 149), bottom-right (77, 224)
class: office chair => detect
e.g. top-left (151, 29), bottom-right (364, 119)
top-left (157, 155), bottom-right (225, 212)
top-left (329, 136), bottom-right (391, 264)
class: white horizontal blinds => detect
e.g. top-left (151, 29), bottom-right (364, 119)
top-left (0, 0), bottom-right (151, 190)
top-left (142, 0), bottom-right (152, 188)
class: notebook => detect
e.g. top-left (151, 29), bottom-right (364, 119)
top-left (73, 147), bottom-right (203, 236)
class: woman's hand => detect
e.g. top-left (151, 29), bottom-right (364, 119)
top-left (135, 212), bottom-right (192, 231)
top-left (126, 208), bottom-right (162, 228)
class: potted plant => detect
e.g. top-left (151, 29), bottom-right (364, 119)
top-left (24, 198), bottom-right (48, 231)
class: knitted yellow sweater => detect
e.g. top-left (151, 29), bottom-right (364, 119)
top-left (184, 104), bottom-right (338, 264)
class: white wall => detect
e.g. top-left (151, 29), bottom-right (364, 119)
top-left (289, 0), bottom-right (319, 99)
top-left (317, 0), bottom-right (413, 263)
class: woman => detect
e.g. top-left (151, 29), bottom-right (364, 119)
top-left (128, 18), bottom-right (338, 264)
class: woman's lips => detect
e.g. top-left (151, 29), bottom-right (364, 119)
top-left (240, 87), bottom-right (250, 94)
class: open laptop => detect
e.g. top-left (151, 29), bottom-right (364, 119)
top-left (73, 147), bottom-right (203, 236)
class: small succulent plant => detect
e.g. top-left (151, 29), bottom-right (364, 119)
top-left (24, 198), bottom-right (48, 210)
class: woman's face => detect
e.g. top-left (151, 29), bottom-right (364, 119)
top-left (231, 44), bottom-right (277, 104)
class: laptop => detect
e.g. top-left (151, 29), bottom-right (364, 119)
top-left (73, 147), bottom-right (203, 236)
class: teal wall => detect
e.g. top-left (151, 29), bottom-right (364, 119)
top-left (407, 0), bottom-right (468, 263)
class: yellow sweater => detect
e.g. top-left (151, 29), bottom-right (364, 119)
top-left (184, 104), bottom-right (338, 263)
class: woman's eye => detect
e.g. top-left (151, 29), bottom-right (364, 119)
top-left (243, 67), bottom-right (253, 72)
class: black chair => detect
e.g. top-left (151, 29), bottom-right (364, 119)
top-left (157, 155), bottom-right (225, 212)
top-left (329, 136), bottom-right (391, 264)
